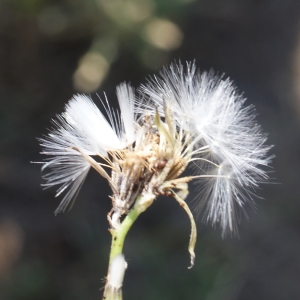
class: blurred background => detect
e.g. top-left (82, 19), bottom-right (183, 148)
top-left (1, 0), bottom-right (300, 299)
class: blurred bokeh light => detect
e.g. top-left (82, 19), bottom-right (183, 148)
top-left (73, 52), bottom-right (109, 93)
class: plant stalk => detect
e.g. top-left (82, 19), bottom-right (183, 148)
top-left (103, 192), bottom-right (155, 300)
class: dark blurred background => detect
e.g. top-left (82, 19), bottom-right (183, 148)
top-left (1, 0), bottom-right (300, 299)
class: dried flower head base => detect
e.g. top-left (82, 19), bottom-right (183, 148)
top-left (38, 62), bottom-right (272, 300)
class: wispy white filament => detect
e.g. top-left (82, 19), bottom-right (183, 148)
top-left (116, 83), bottom-right (136, 146)
top-left (140, 61), bottom-right (272, 236)
top-left (39, 85), bottom-right (137, 213)
top-left (64, 95), bottom-right (123, 155)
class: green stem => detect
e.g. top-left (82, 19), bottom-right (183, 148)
top-left (109, 207), bottom-right (140, 262)
top-left (103, 192), bottom-right (155, 300)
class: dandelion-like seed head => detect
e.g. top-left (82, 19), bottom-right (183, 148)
top-left (140, 61), bottom-right (273, 237)
top-left (38, 61), bottom-right (272, 267)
